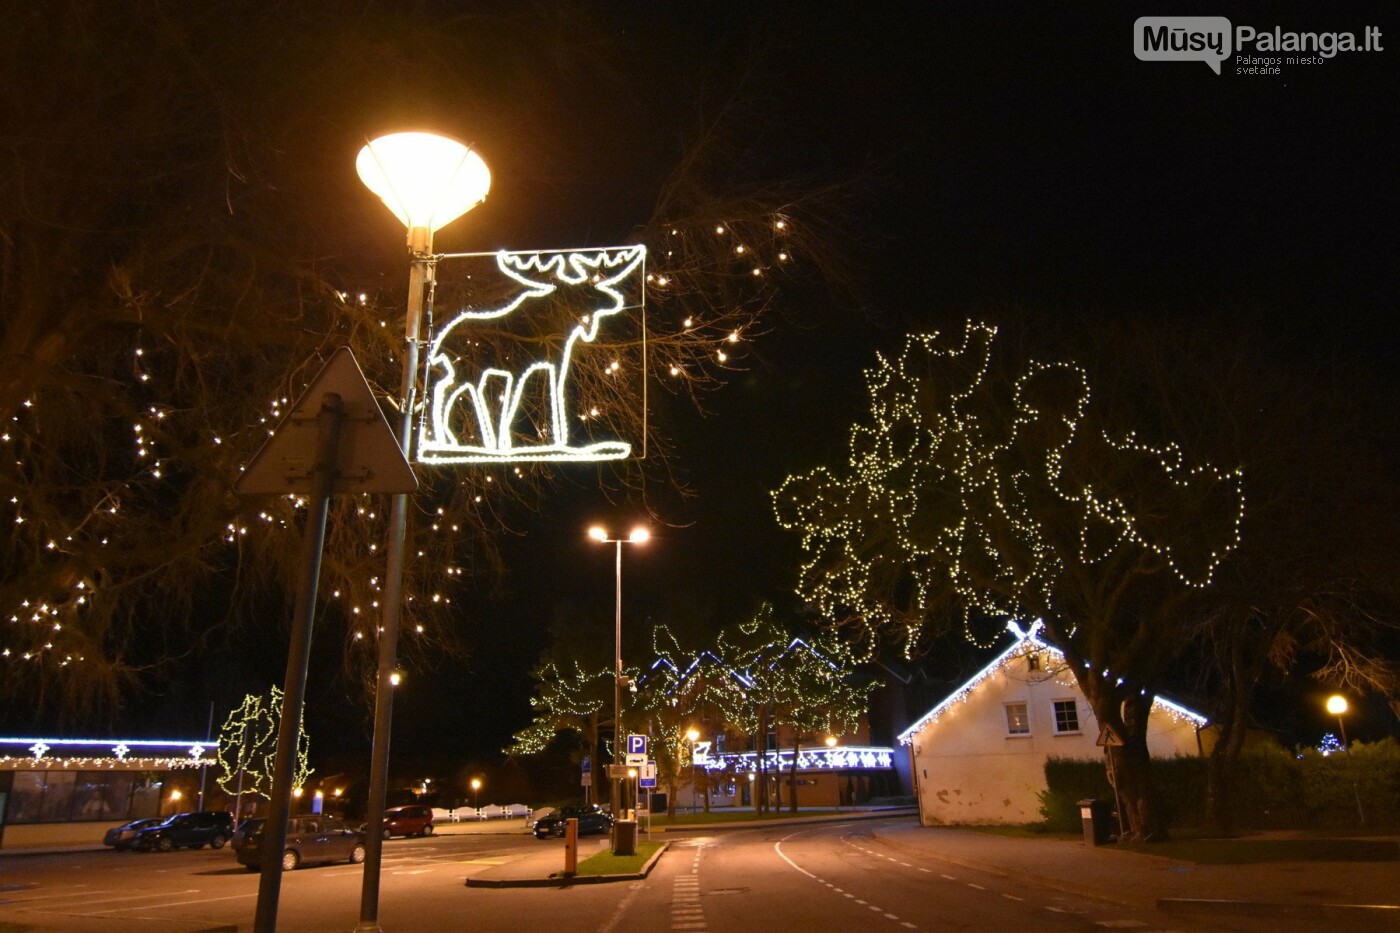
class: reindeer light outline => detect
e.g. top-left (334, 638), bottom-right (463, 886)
top-left (419, 245), bottom-right (646, 464)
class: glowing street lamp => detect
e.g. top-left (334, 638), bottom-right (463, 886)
top-left (1326, 694), bottom-right (1350, 747)
top-left (589, 525), bottom-right (648, 841)
top-left (354, 131), bottom-right (490, 933)
top-left (470, 777), bottom-right (482, 810)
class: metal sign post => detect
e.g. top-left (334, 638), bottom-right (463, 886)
top-left (236, 349), bottom-right (415, 933)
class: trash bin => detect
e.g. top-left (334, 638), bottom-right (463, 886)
top-left (1077, 799), bottom-right (1113, 846)
top-left (612, 819), bottom-right (638, 856)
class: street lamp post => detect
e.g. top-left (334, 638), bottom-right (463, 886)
top-left (588, 524), bottom-right (648, 847)
top-left (354, 131), bottom-right (489, 933)
top-left (1326, 694), bottom-right (1366, 825)
top-left (470, 777), bottom-right (482, 812)
top-left (685, 728), bottom-right (700, 815)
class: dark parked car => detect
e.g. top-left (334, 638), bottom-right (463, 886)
top-left (132, 811), bottom-right (234, 851)
top-left (363, 804), bottom-right (433, 839)
top-left (532, 804), bottom-right (612, 839)
top-left (234, 816), bottom-right (366, 872)
top-left (102, 818), bottom-right (163, 850)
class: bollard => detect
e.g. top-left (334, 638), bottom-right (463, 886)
top-left (563, 818), bottom-right (578, 876)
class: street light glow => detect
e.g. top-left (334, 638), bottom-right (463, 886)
top-left (588, 526), bottom-right (607, 542)
top-left (1326, 694), bottom-right (1348, 716)
top-left (356, 132), bottom-right (490, 240)
top-left (628, 527), bottom-right (650, 544)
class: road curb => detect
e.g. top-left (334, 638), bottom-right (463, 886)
top-left (465, 842), bottom-right (670, 888)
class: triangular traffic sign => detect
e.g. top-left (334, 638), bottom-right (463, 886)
top-left (1096, 724), bottom-right (1124, 747)
top-left (235, 348), bottom-right (417, 495)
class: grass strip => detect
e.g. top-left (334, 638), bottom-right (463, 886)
top-left (572, 840), bottom-right (664, 876)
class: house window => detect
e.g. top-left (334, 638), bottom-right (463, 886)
top-left (1053, 699), bottom-right (1080, 734)
top-left (1027, 652), bottom-right (1040, 672)
top-left (1004, 702), bottom-right (1030, 736)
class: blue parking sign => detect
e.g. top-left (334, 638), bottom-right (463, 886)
top-left (627, 734), bottom-right (648, 756)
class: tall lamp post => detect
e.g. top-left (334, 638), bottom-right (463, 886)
top-left (588, 524), bottom-right (648, 843)
top-left (685, 728), bottom-right (700, 815)
top-left (1326, 694), bottom-right (1366, 825)
top-left (470, 777), bottom-right (482, 812)
top-left (354, 131), bottom-right (490, 933)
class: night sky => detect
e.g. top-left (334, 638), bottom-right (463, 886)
top-left (20, 4), bottom-right (1396, 774)
top-left (373, 3), bottom-right (1399, 769)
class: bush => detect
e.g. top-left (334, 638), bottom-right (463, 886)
top-left (1039, 739), bottom-right (1400, 832)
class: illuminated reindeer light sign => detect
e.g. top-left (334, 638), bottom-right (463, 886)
top-left (419, 246), bottom-right (646, 464)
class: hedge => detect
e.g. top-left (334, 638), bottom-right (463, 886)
top-left (1039, 738), bottom-right (1400, 831)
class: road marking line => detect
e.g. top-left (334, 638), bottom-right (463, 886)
top-left (1002, 894), bottom-right (1024, 902)
top-left (941, 874), bottom-right (957, 880)
top-left (27, 888), bottom-right (201, 910)
top-left (966, 883), bottom-right (985, 890)
top-left (78, 891), bottom-right (257, 916)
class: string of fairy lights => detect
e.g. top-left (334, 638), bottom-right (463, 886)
top-left (895, 620), bottom-right (1209, 744)
top-left (509, 613), bottom-right (873, 761)
top-left (773, 320), bottom-right (1247, 685)
top-left (214, 688), bottom-right (312, 800)
top-left (3, 213), bottom-right (801, 695)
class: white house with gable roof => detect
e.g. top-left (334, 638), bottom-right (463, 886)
top-left (897, 621), bottom-right (1207, 826)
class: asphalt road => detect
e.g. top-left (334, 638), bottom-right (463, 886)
top-left (0, 820), bottom-right (1338, 932)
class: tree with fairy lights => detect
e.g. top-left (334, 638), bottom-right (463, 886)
top-left (709, 605), bottom-right (875, 815)
top-left (215, 688), bottom-right (312, 820)
top-left (631, 626), bottom-right (717, 816)
top-left (1104, 316), bottom-right (1400, 835)
top-left (0, 6), bottom-right (854, 717)
top-left (505, 659), bottom-right (618, 799)
top-left (774, 321), bottom-right (1246, 840)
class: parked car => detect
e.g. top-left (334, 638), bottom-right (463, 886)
top-left (131, 811), bottom-right (234, 851)
top-left (102, 818), bottom-right (163, 850)
top-left (532, 804), bottom-right (612, 839)
top-left (233, 816), bottom-right (366, 872)
top-left (231, 817), bottom-right (263, 850)
top-left (362, 804), bottom-right (433, 839)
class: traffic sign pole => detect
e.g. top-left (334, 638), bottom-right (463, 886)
top-left (253, 393), bottom-right (343, 933)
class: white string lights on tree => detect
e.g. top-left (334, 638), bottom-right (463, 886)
top-left (2, 194), bottom-right (814, 714)
top-left (773, 320), bottom-right (1246, 673)
top-left (214, 688), bottom-right (312, 801)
